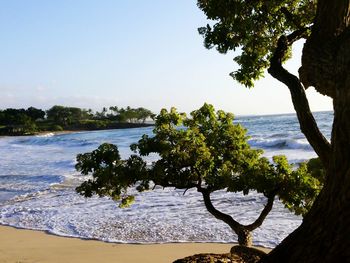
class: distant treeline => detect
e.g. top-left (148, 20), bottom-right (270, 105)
top-left (0, 105), bottom-right (155, 136)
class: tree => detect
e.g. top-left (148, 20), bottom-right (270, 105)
top-left (94, 107), bottom-right (108, 120)
top-left (110, 106), bottom-right (155, 123)
top-left (197, 0), bottom-right (350, 261)
top-left (26, 107), bottom-right (45, 121)
top-left (76, 104), bottom-right (322, 246)
top-left (135, 107), bottom-right (155, 123)
top-left (87, 108), bottom-right (94, 118)
top-left (124, 106), bottom-right (137, 123)
top-left (46, 105), bottom-right (86, 126)
top-left (46, 105), bottom-right (71, 126)
top-left (68, 107), bottom-right (88, 123)
top-left (0, 108), bottom-right (27, 125)
top-left (108, 106), bottom-right (119, 121)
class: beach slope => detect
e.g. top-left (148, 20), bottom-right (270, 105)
top-left (0, 225), bottom-right (241, 263)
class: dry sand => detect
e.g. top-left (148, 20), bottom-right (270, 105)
top-left (0, 225), bottom-right (270, 263)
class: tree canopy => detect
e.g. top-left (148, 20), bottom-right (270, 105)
top-left (46, 105), bottom-right (90, 126)
top-left (76, 104), bottom-right (322, 246)
top-left (0, 107), bottom-right (44, 125)
top-left (0, 107), bottom-right (45, 135)
top-left (197, 0), bottom-right (316, 87)
top-left (106, 106), bottom-right (155, 123)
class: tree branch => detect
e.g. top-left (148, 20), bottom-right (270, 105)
top-left (245, 194), bottom-right (276, 231)
top-left (198, 188), bottom-right (242, 231)
top-left (280, 7), bottom-right (303, 30)
top-left (153, 181), bottom-right (197, 190)
top-left (268, 31), bottom-right (331, 167)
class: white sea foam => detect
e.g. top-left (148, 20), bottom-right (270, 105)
top-left (0, 188), bottom-right (301, 247)
top-left (36, 132), bottom-right (55, 137)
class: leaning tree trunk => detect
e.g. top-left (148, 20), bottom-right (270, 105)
top-left (263, 1), bottom-right (350, 262)
top-left (263, 100), bottom-right (350, 262)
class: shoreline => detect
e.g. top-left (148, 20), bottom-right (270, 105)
top-left (0, 225), bottom-right (270, 263)
top-left (0, 122), bottom-right (155, 137)
top-left (0, 124), bottom-right (155, 139)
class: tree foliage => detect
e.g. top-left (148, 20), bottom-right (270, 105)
top-left (197, 0), bottom-right (316, 87)
top-left (0, 107), bottom-right (43, 135)
top-left (0, 107), bottom-right (44, 125)
top-left (76, 104), bottom-right (322, 245)
top-left (106, 106), bottom-right (155, 123)
top-left (46, 105), bottom-right (89, 126)
top-left (76, 143), bottom-right (146, 208)
top-left (26, 107), bottom-right (46, 121)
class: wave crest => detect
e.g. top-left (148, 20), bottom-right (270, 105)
top-left (249, 138), bottom-right (312, 150)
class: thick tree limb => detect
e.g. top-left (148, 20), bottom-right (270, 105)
top-left (199, 188), bottom-right (242, 231)
top-left (245, 194), bottom-right (276, 231)
top-left (199, 188), bottom-right (276, 232)
top-left (268, 32), bottom-right (331, 166)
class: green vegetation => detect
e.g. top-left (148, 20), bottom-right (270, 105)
top-left (107, 106), bottom-right (155, 123)
top-left (0, 105), bottom-right (154, 136)
top-left (197, 0), bottom-right (315, 88)
top-left (76, 104), bottom-right (323, 246)
top-left (0, 107), bottom-right (44, 135)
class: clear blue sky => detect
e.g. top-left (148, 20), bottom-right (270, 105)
top-left (0, 0), bottom-right (332, 115)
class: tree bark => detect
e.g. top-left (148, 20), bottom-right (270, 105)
top-left (299, 0), bottom-right (350, 97)
top-left (263, 1), bottom-right (350, 262)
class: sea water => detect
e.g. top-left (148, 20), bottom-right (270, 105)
top-left (0, 111), bottom-right (333, 248)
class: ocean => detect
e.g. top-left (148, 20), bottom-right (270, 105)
top-left (0, 111), bottom-right (333, 248)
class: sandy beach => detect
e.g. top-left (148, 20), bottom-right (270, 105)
top-left (0, 225), bottom-right (271, 263)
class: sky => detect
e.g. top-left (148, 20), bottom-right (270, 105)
top-left (0, 0), bottom-right (332, 115)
